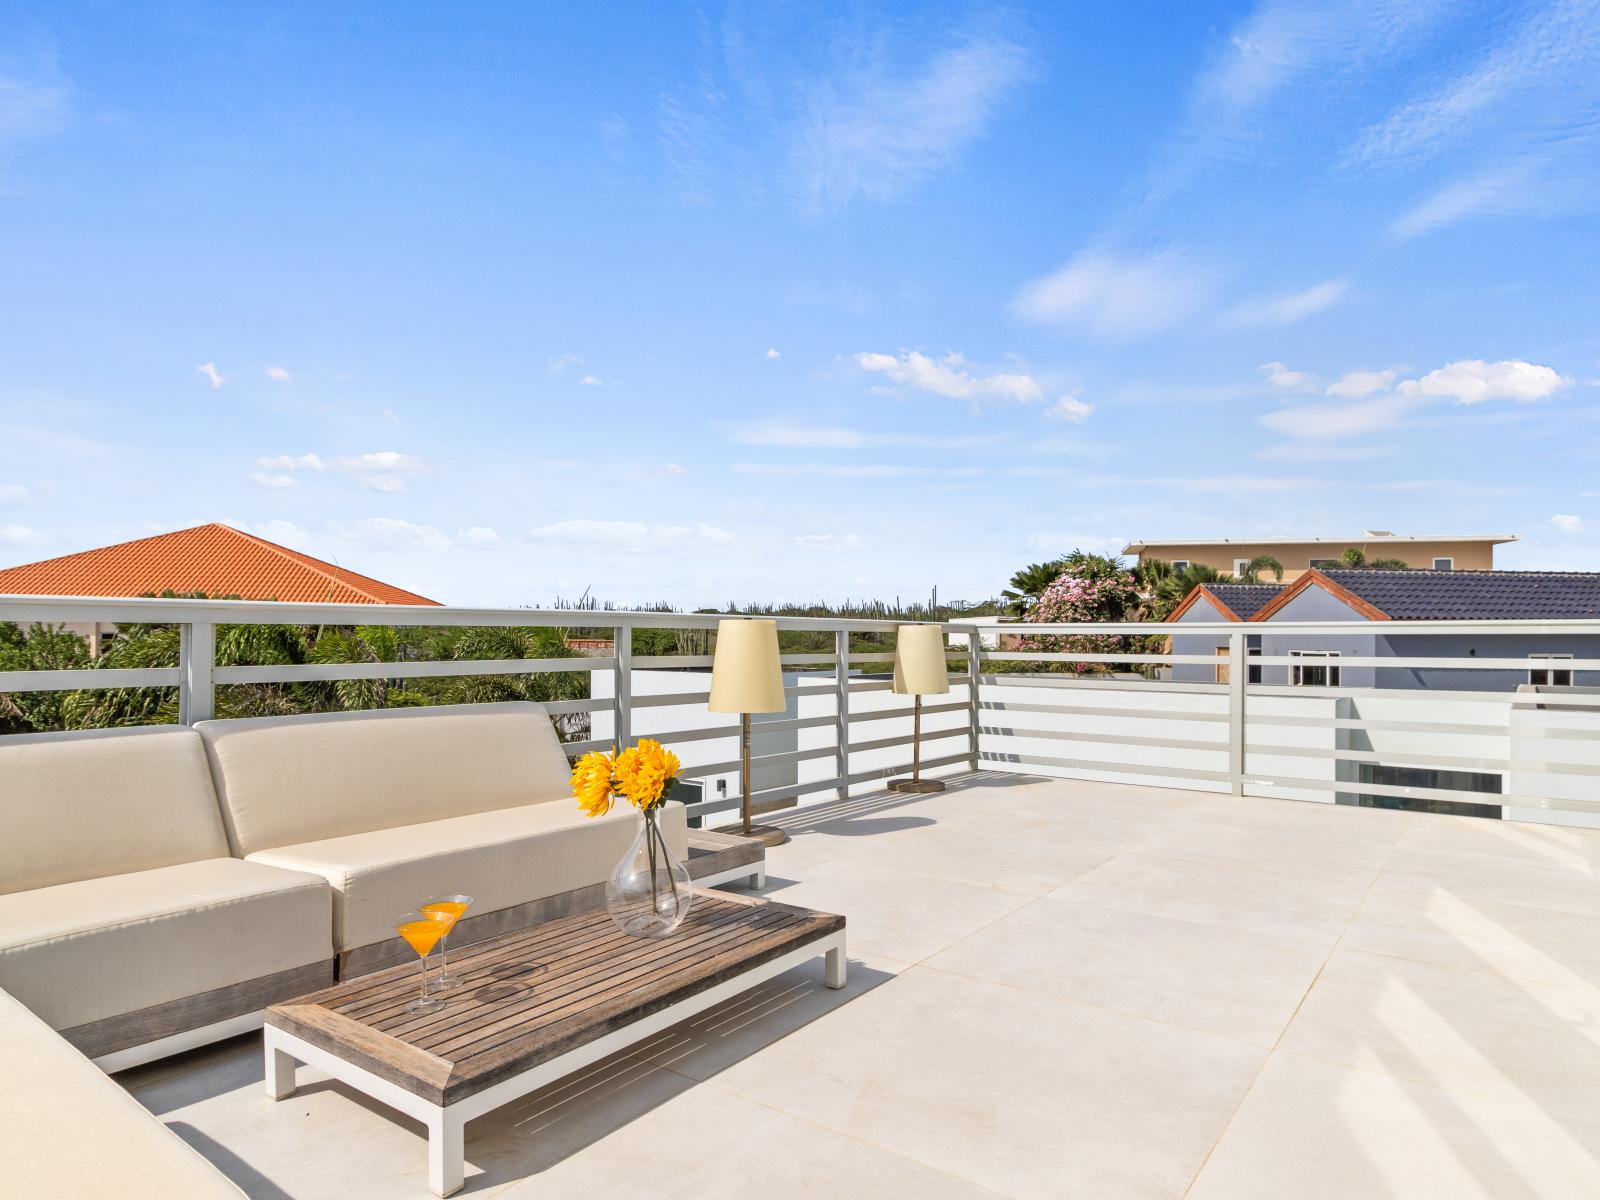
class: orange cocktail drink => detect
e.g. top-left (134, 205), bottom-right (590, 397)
top-left (420, 895), bottom-right (473, 993)
top-left (393, 909), bottom-right (453, 1014)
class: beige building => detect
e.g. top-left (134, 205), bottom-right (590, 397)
top-left (1122, 531), bottom-right (1519, 581)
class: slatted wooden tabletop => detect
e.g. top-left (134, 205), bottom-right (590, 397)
top-left (266, 889), bottom-right (844, 1107)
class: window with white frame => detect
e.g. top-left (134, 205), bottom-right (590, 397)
top-left (1233, 558), bottom-right (1250, 576)
top-left (1171, 559), bottom-right (1189, 571)
top-left (1308, 557), bottom-right (1339, 569)
top-left (1433, 557), bottom-right (1454, 571)
top-left (1290, 649), bottom-right (1341, 686)
top-left (1528, 654), bottom-right (1574, 687)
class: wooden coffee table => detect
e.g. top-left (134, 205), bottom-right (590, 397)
top-left (263, 889), bottom-right (846, 1196)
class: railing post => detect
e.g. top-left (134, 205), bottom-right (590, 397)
top-left (834, 627), bottom-right (850, 799)
top-left (613, 619), bottom-right (632, 749)
top-left (966, 628), bottom-right (981, 771)
top-left (1227, 628), bottom-right (1246, 796)
top-left (178, 621), bottom-right (215, 725)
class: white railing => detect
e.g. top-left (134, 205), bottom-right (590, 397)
top-left (0, 595), bottom-right (978, 825)
top-left (3, 596), bottom-right (1598, 825)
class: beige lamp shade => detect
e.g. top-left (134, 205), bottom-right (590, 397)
top-left (708, 618), bottom-right (786, 713)
top-left (892, 624), bottom-right (951, 696)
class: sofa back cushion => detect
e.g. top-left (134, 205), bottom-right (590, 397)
top-left (0, 726), bottom-right (231, 895)
top-left (196, 702), bottom-right (575, 856)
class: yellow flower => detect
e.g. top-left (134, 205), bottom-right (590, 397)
top-left (612, 738), bottom-right (680, 810)
top-left (572, 749), bottom-right (616, 818)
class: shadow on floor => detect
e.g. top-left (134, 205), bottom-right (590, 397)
top-left (167, 1123), bottom-right (298, 1200)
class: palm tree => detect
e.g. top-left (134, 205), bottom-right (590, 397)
top-left (1002, 559), bottom-right (1068, 616)
top-left (1139, 560), bottom-right (1234, 621)
top-left (1338, 548), bottom-right (1409, 570)
top-left (1237, 554), bottom-right (1284, 584)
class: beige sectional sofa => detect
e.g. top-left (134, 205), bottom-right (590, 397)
top-left (1, 985), bottom-right (244, 1198)
top-left (196, 703), bottom-right (688, 975)
top-left (0, 725), bottom-right (335, 1066)
top-left (0, 701), bottom-right (687, 1063)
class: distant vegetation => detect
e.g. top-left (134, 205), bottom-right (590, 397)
top-left (0, 591), bottom-right (586, 737)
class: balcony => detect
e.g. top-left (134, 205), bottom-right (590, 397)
top-left (5, 595), bottom-right (1600, 1196)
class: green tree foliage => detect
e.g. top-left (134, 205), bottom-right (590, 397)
top-left (0, 622), bottom-right (90, 733)
top-left (1339, 548), bottom-right (1409, 570)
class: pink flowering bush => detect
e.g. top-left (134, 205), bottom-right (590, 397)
top-left (1016, 563), bottom-right (1143, 674)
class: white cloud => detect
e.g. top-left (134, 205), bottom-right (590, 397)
top-left (1399, 359), bottom-right (1568, 405)
top-left (527, 520), bottom-right (736, 550)
top-left (0, 483), bottom-right (29, 505)
top-left (1327, 367), bottom-right (1401, 398)
top-left (1260, 394), bottom-right (1414, 439)
top-left (1550, 513), bottom-right (1585, 533)
top-left (263, 366), bottom-right (291, 382)
top-left (196, 362), bottom-right (225, 389)
top-left (1262, 356), bottom-right (1568, 441)
top-left (794, 532), bottom-right (865, 553)
top-left (791, 35), bottom-right (1031, 212)
top-left (0, 524), bottom-right (45, 547)
top-left (733, 462), bottom-right (951, 479)
top-left (579, 375), bottom-right (604, 387)
top-left (0, 68), bottom-right (69, 153)
top-left (766, 348), bottom-right (781, 360)
top-left (729, 423), bottom-right (996, 449)
top-left (253, 449), bottom-right (428, 492)
top-left (457, 526), bottom-right (503, 548)
top-left (248, 472), bottom-right (296, 489)
top-left (258, 453), bottom-right (325, 471)
top-left (334, 517), bottom-right (452, 553)
top-left (1222, 278), bottom-right (1349, 327)
top-left (854, 350), bottom-right (1041, 406)
top-left (1011, 249), bottom-right (1217, 339)
top-left (1043, 395), bottom-right (1093, 423)
top-left (1259, 362), bottom-right (1316, 391)
top-left (547, 353), bottom-right (582, 374)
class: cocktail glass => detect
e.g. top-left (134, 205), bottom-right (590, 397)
top-left (394, 910), bottom-right (453, 1014)
top-left (420, 894), bottom-right (473, 993)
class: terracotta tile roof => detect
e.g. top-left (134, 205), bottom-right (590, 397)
top-left (0, 523), bottom-right (439, 605)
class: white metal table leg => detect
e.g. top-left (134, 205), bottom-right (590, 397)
top-left (264, 1033), bottom-right (297, 1101)
top-left (825, 942), bottom-right (847, 989)
top-left (427, 1109), bottom-right (466, 1197)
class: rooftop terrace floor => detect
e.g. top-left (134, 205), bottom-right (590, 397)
top-left (122, 773), bottom-right (1600, 1198)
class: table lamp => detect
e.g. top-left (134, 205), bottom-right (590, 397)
top-left (889, 624), bottom-right (950, 794)
top-left (708, 617), bottom-right (789, 846)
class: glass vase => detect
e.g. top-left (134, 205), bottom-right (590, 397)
top-left (606, 806), bottom-right (692, 938)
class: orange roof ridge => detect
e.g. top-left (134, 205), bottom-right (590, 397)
top-left (0, 523), bottom-right (439, 606)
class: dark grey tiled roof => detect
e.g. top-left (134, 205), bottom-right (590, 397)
top-left (1203, 584), bottom-right (1283, 619)
top-left (1319, 570), bottom-right (1600, 620)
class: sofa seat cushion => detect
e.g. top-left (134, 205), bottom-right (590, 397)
top-left (0, 858), bottom-right (333, 1032)
top-left (0, 987), bottom-right (243, 1198)
top-left (248, 800), bottom-right (689, 953)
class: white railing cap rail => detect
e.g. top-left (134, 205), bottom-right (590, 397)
top-left (0, 594), bottom-right (957, 634)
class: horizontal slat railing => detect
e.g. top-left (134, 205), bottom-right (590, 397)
top-left (6, 596), bottom-right (1600, 826)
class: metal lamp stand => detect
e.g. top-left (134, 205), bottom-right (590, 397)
top-left (888, 694), bottom-right (944, 793)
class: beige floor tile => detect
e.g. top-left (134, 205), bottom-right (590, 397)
top-left (760, 860), bottom-right (1035, 962)
top-left (1137, 816), bottom-right (1393, 885)
top-left (1373, 847), bottom-right (1600, 916)
top-left (1051, 850), bottom-right (1368, 945)
top-left (498, 1082), bottom-right (1006, 1199)
top-left (1279, 948), bottom-right (1600, 1120)
top-left (925, 894), bottom-right (1327, 1046)
top-left (854, 821), bottom-right (1125, 894)
top-left (1345, 884), bottom-right (1600, 989)
top-left (1188, 1051), bottom-right (1600, 1200)
top-left (1396, 813), bottom-right (1600, 873)
top-left (1192, 796), bottom-right (1415, 844)
top-left (646, 949), bottom-right (910, 1082)
top-left (708, 964), bottom-right (1265, 1200)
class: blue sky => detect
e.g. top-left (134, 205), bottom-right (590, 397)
top-left (2, 1), bottom-right (1597, 606)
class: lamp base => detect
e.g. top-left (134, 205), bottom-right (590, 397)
top-left (888, 778), bottom-right (945, 794)
top-left (716, 822), bottom-right (790, 847)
